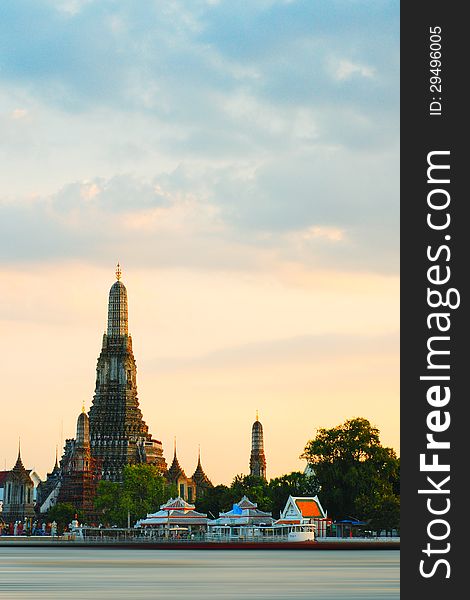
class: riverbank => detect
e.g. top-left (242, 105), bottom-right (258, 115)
top-left (0, 536), bottom-right (399, 550)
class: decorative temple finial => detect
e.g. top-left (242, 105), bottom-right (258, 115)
top-left (116, 262), bottom-right (122, 281)
top-left (18, 437), bottom-right (21, 459)
top-left (82, 400), bottom-right (85, 414)
top-left (174, 436), bottom-right (177, 456)
top-left (256, 409), bottom-right (259, 421)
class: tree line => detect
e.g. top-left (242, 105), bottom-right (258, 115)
top-left (46, 417), bottom-right (399, 533)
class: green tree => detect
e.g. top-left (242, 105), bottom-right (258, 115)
top-left (301, 417), bottom-right (400, 522)
top-left (121, 464), bottom-right (173, 523)
top-left (230, 474), bottom-right (272, 512)
top-left (268, 471), bottom-right (319, 518)
top-left (94, 480), bottom-right (126, 526)
top-left (195, 484), bottom-right (233, 518)
top-left (355, 492), bottom-right (400, 534)
top-left (94, 464), bottom-right (174, 526)
top-left (196, 473), bottom-right (320, 519)
top-left (46, 502), bottom-right (82, 531)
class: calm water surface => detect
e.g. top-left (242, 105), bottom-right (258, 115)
top-left (0, 548), bottom-right (399, 599)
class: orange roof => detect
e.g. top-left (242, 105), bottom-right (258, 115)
top-left (295, 499), bottom-right (322, 518)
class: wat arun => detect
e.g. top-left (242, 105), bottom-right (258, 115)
top-left (36, 265), bottom-right (213, 518)
top-left (88, 264), bottom-right (167, 480)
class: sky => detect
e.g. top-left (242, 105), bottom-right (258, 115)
top-left (0, 0), bottom-right (399, 485)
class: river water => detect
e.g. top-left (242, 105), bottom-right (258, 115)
top-left (0, 548), bottom-right (399, 599)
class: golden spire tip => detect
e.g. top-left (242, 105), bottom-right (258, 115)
top-left (116, 262), bottom-right (122, 281)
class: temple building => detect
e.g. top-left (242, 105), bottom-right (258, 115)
top-left (166, 441), bottom-right (196, 503)
top-left (56, 408), bottom-right (101, 520)
top-left (135, 496), bottom-right (209, 537)
top-left (165, 441), bottom-right (213, 504)
top-left (38, 266), bottom-right (168, 514)
top-left (208, 496), bottom-right (274, 539)
top-left (1, 446), bottom-right (36, 523)
top-left (249, 412), bottom-right (267, 479)
top-left (191, 448), bottom-right (213, 499)
top-left (36, 450), bottom-right (61, 513)
top-left (88, 265), bottom-right (167, 481)
top-left (274, 495), bottom-right (330, 538)
top-left (37, 409), bottom-right (101, 520)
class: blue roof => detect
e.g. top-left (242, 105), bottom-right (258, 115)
top-left (335, 519), bottom-right (366, 525)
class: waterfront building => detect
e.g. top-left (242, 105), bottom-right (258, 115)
top-left (1, 447), bottom-right (36, 523)
top-left (135, 496), bottom-right (209, 537)
top-left (249, 412), bottom-right (267, 479)
top-left (88, 265), bottom-right (167, 481)
top-left (208, 496), bottom-right (274, 540)
top-left (274, 495), bottom-right (330, 538)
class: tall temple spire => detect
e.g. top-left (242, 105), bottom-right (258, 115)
top-left (249, 413), bottom-right (267, 480)
top-left (76, 410), bottom-right (90, 449)
top-left (89, 267), bottom-right (166, 481)
top-left (107, 264), bottom-right (128, 337)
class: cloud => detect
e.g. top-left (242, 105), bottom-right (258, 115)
top-left (0, 1), bottom-right (399, 274)
top-left (333, 59), bottom-right (376, 81)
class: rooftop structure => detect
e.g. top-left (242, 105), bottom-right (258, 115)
top-left (274, 495), bottom-right (330, 538)
top-left (210, 496), bottom-right (274, 528)
top-left (1, 446), bottom-right (36, 522)
top-left (135, 497), bottom-right (209, 536)
top-left (191, 447), bottom-right (213, 498)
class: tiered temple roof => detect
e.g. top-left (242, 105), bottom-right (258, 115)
top-left (167, 443), bottom-right (187, 483)
top-left (275, 495), bottom-right (327, 525)
top-left (1, 446), bottom-right (35, 522)
top-left (135, 497), bottom-right (209, 528)
top-left (191, 448), bottom-right (213, 490)
top-left (210, 495), bottom-right (274, 526)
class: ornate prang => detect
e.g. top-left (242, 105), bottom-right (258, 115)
top-left (249, 413), bottom-right (267, 479)
top-left (57, 410), bottom-right (101, 521)
top-left (88, 269), bottom-right (167, 481)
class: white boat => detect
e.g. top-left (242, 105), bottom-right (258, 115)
top-left (275, 523), bottom-right (315, 542)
